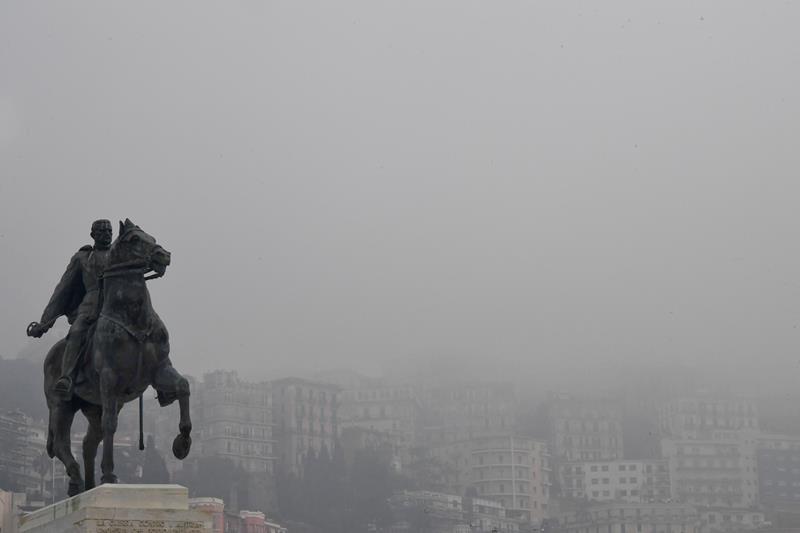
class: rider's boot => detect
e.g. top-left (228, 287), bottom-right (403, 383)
top-left (54, 332), bottom-right (83, 399)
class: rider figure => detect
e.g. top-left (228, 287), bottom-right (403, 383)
top-left (27, 220), bottom-right (113, 398)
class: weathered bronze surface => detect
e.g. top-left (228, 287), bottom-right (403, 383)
top-left (27, 219), bottom-right (192, 496)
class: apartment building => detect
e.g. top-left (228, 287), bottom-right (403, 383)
top-left (554, 502), bottom-right (702, 533)
top-left (389, 490), bottom-right (522, 533)
top-left (700, 509), bottom-right (766, 533)
top-left (470, 434), bottom-right (551, 525)
top-left (420, 382), bottom-right (516, 446)
top-left (661, 436), bottom-right (758, 509)
top-left (189, 497), bottom-right (225, 533)
top-left (549, 395), bottom-right (624, 462)
top-left (0, 411), bottom-right (44, 495)
top-left (337, 382), bottom-right (419, 466)
top-left (270, 377), bottom-right (339, 476)
top-left (226, 510), bottom-right (287, 533)
top-left (196, 371), bottom-right (276, 475)
top-left (757, 433), bottom-right (800, 511)
top-left (561, 459), bottom-right (670, 503)
top-left (464, 495), bottom-right (523, 533)
top-left (659, 397), bottom-right (758, 440)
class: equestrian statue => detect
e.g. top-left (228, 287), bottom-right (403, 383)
top-left (27, 219), bottom-right (192, 497)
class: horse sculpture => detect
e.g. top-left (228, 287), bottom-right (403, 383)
top-left (40, 219), bottom-right (191, 496)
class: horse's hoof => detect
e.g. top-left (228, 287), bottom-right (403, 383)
top-left (100, 474), bottom-right (118, 485)
top-left (67, 480), bottom-right (84, 497)
top-left (172, 433), bottom-right (191, 460)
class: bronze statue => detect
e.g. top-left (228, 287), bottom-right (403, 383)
top-left (27, 219), bottom-right (192, 496)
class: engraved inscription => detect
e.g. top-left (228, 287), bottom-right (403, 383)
top-left (94, 518), bottom-right (205, 533)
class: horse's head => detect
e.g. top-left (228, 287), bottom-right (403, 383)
top-left (110, 219), bottom-right (172, 278)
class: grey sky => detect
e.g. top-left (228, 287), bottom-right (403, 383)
top-left (1, 1), bottom-right (799, 389)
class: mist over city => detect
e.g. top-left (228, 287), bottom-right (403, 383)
top-left (1, 2), bottom-right (800, 533)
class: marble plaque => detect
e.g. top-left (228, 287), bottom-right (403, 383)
top-left (18, 485), bottom-right (212, 533)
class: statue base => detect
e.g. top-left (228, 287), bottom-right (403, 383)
top-left (18, 484), bottom-right (212, 533)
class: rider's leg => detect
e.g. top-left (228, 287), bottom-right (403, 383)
top-left (152, 360), bottom-right (190, 407)
top-left (54, 316), bottom-right (91, 396)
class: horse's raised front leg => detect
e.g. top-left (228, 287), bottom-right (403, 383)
top-left (51, 402), bottom-right (84, 496)
top-left (174, 392), bottom-right (192, 459)
top-left (99, 369), bottom-right (119, 484)
top-left (81, 404), bottom-right (103, 491)
top-left (153, 364), bottom-right (192, 459)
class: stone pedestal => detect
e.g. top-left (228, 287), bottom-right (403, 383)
top-left (18, 484), bottom-right (212, 533)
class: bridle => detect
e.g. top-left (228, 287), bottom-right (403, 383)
top-left (101, 244), bottom-right (166, 281)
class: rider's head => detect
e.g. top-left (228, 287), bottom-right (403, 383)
top-left (91, 219), bottom-right (113, 250)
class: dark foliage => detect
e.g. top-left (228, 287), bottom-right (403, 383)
top-left (141, 435), bottom-right (170, 484)
top-left (277, 443), bottom-right (407, 533)
top-left (174, 456), bottom-right (255, 512)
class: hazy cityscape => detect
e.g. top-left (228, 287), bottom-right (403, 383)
top-left (3, 1), bottom-right (800, 533)
top-left (3, 351), bottom-right (800, 532)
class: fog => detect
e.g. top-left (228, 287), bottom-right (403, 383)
top-left (1, 1), bottom-right (799, 390)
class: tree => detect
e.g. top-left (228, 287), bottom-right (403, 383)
top-left (349, 447), bottom-right (397, 529)
top-left (275, 442), bottom-right (406, 533)
top-left (403, 447), bottom-right (459, 492)
top-left (174, 456), bottom-right (254, 512)
top-left (141, 435), bottom-right (170, 484)
top-left (32, 451), bottom-right (51, 499)
top-left (113, 445), bottom-right (143, 483)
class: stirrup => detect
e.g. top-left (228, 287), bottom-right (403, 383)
top-left (54, 377), bottom-right (73, 398)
